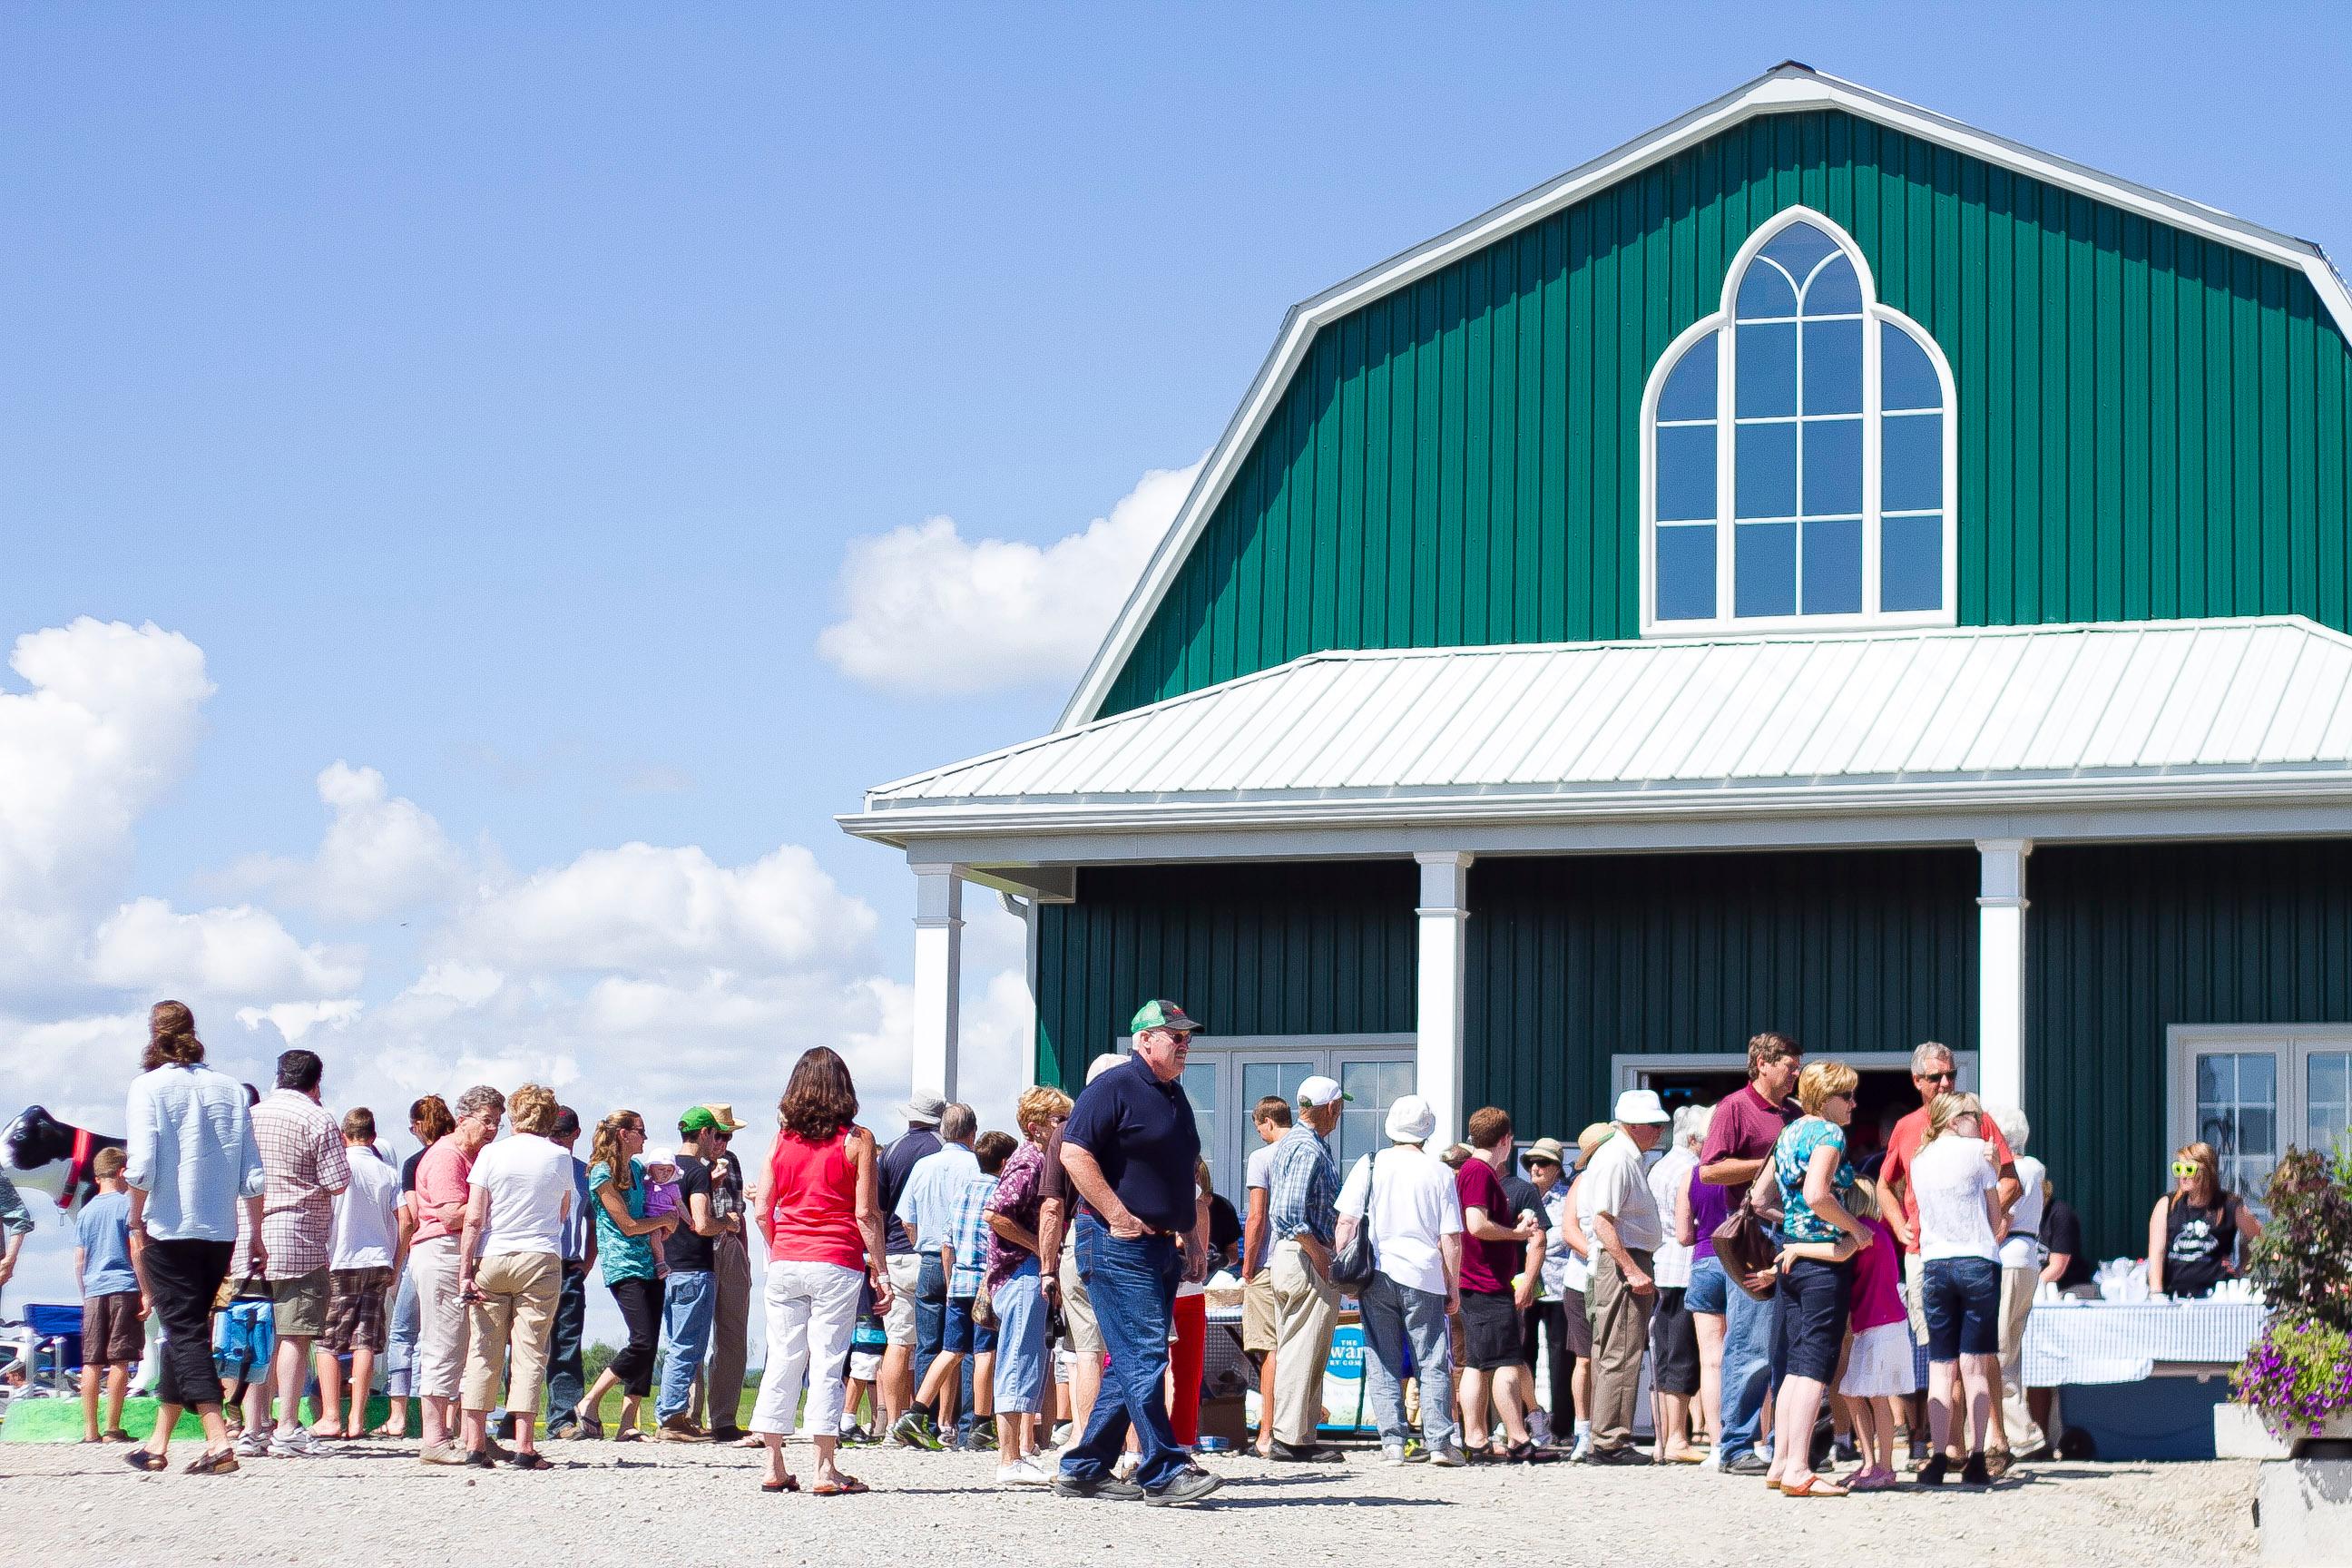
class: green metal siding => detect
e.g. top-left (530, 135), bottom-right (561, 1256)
top-left (1464, 848), bottom-right (1980, 1159)
top-left (2028, 839), bottom-right (2352, 1259)
top-left (1032, 861), bottom-right (1416, 1090)
top-left (1102, 109), bottom-right (2352, 717)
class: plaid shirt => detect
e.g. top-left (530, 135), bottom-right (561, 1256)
top-left (251, 1090), bottom-right (352, 1279)
top-left (944, 1170), bottom-right (995, 1298)
top-left (1268, 1123), bottom-right (1338, 1247)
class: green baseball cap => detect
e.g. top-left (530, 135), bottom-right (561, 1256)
top-left (679, 1106), bottom-right (725, 1134)
top-left (1130, 998), bottom-right (1202, 1036)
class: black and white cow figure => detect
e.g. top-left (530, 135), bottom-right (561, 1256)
top-left (3, 1104), bottom-right (126, 1217)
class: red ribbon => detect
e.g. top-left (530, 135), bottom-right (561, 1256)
top-left (56, 1124), bottom-right (93, 1209)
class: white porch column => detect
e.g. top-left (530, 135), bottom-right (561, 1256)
top-left (910, 862), bottom-right (965, 1102)
top-left (1415, 851), bottom-right (1474, 1150)
top-left (1975, 838), bottom-right (2032, 1112)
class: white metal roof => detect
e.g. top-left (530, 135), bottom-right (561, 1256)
top-left (855, 619), bottom-right (2352, 839)
top-left (1060, 64), bottom-right (2352, 728)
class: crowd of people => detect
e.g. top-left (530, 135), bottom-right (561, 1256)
top-left (62, 995), bottom-right (2262, 1503)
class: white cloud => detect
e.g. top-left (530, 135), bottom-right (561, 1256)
top-left (817, 457), bottom-right (1204, 695)
top-left (236, 997), bottom-right (365, 1044)
top-left (445, 842), bottom-right (876, 976)
top-left (84, 897), bottom-right (365, 1002)
top-left (229, 761), bottom-right (468, 924)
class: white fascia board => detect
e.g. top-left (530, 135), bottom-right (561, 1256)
top-left (1056, 64), bottom-right (2352, 732)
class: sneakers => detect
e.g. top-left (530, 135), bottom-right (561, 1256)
top-left (889, 1410), bottom-right (946, 1451)
top-left (1427, 1444), bottom-right (1469, 1468)
top-left (417, 1439), bottom-right (465, 1465)
top-left (1380, 1445), bottom-right (1409, 1465)
top-left (267, 1426), bottom-right (327, 1458)
top-left (995, 1457), bottom-right (1051, 1487)
top-left (968, 1425), bottom-right (999, 1452)
top-left (1722, 1452), bottom-right (1770, 1475)
top-left (1583, 1444), bottom-right (1648, 1466)
top-left (1054, 1472), bottom-right (1146, 1501)
top-left (233, 1429), bottom-right (270, 1458)
top-left (1144, 1467), bottom-right (1225, 1507)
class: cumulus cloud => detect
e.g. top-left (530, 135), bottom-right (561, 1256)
top-left (445, 842), bottom-right (876, 977)
top-left (228, 762), bottom-right (469, 924)
top-left (84, 897), bottom-right (365, 1002)
top-left (817, 457), bottom-right (1204, 695)
top-left (236, 997), bottom-right (365, 1044)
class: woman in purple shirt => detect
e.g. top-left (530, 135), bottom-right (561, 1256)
top-left (1674, 1105), bottom-right (1729, 1459)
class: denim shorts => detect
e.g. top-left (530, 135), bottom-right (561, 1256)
top-left (1685, 1254), bottom-right (1731, 1317)
top-left (1773, 1257), bottom-right (1852, 1383)
top-left (1921, 1255), bottom-right (2001, 1360)
top-left (943, 1293), bottom-right (999, 1355)
top-left (991, 1262), bottom-right (1047, 1414)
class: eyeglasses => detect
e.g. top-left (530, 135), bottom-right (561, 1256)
top-left (2171, 1161), bottom-right (2203, 1178)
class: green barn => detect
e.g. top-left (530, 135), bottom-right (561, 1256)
top-left (841, 64), bottom-right (2352, 1259)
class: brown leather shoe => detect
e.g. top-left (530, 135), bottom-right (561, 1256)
top-left (657, 1416), bottom-right (709, 1442)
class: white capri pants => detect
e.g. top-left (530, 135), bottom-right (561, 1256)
top-left (750, 1258), bottom-right (864, 1440)
top-left (409, 1235), bottom-right (472, 1403)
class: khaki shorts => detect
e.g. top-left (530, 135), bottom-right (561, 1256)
top-left (884, 1253), bottom-right (922, 1348)
top-left (1241, 1269), bottom-right (1279, 1354)
top-left (1905, 1252), bottom-right (1930, 1345)
top-left (1058, 1244), bottom-right (1101, 1357)
top-left (271, 1268), bottom-right (330, 1339)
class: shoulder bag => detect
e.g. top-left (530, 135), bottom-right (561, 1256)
top-left (1709, 1154), bottom-right (1788, 1300)
top-left (1328, 1150), bottom-right (1379, 1291)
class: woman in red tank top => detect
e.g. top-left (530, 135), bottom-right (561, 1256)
top-left (746, 1047), bottom-right (891, 1495)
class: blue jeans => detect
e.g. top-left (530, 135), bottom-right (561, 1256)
top-left (915, 1253), bottom-right (947, 1391)
top-left (1060, 1216), bottom-right (1188, 1494)
top-left (655, 1270), bottom-right (717, 1423)
top-left (1720, 1265), bottom-right (1778, 1462)
top-left (1358, 1271), bottom-right (1455, 1453)
top-left (542, 1261), bottom-right (588, 1433)
top-left (384, 1263), bottom-right (420, 1396)
top-left (992, 1260), bottom-right (1047, 1414)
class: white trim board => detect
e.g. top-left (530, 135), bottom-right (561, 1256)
top-left (1612, 1050), bottom-right (1977, 1096)
top-left (1058, 64), bottom-right (2352, 730)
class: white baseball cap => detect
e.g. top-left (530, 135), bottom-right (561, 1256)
top-left (1612, 1088), bottom-right (1672, 1125)
top-left (1296, 1075), bottom-right (1351, 1108)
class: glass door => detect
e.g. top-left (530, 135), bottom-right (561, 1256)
top-left (1334, 1056), bottom-right (1416, 1172)
top-left (1226, 1056), bottom-right (1313, 1189)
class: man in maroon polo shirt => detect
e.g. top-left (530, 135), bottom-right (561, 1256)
top-left (1696, 1031), bottom-right (1801, 1474)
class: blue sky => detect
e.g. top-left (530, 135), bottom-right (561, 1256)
top-left (4, 5), bottom-right (2350, 1309)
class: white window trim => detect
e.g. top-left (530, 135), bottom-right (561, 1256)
top-left (2166, 1024), bottom-right (2352, 1174)
top-left (1611, 1049), bottom-right (1977, 1097)
top-left (1639, 205), bottom-right (1961, 639)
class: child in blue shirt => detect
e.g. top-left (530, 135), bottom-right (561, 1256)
top-left (74, 1148), bottom-right (142, 1443)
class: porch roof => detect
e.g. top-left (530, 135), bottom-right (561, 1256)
top-left (844, 619), bottom-right (2352, 854)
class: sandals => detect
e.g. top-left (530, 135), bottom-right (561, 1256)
top-left (813, 1475), bottom-right (869, 1496)
top-left (123, 1448), bottom-right (171, 1473)
top-left (761, 1475), bottom-right (801, 1494)
top-left (508, 1452), bottom-right (553, 1471)
top-left (613, 1427), bottom-right (644, 1443)
top-left (1781, 1475), bottom-right (1848, 1497)
top-left (184, 1448), bottom-right (241, 1476)
top-left (369, 1422), bottom-right (406, 1440)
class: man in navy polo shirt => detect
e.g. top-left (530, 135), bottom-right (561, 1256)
top-left (1052, 1000), bottom-right (1222, 1507)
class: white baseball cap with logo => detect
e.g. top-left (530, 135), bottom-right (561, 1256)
top-left (1296, 1075), bottom-right (1351, 1109)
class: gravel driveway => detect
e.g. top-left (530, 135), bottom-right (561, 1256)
top-left (0, 1439), bottom-right (2261, 1567)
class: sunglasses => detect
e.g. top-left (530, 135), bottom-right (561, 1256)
top-left (2172, 1161), bottom-right (2203, 1177)
top-left (1919, 1071), bottom-right (1957, 1083)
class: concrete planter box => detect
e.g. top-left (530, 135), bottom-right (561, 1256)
top-left (2260, 1460), bottom-right (2352, 1565)
top-left (2222, 1403), bottom-right (2300, 1460)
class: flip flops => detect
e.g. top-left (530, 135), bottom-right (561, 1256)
top-left (761, 1475), bottom-right (800, 1494)
top-left (1782, 1475), bottom-right (1849, 1497)
top-left (813, 1475), bottom-right (869, 1496)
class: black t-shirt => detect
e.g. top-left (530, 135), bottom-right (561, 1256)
top-left (667, 1154), bottom-right (716, 1273)
top-left (1207, 1192), bottom-right (1243, 1263)
top-left (880, 1128), bottom-right (942, 1257)
top-left (710, 1149), bottom-right (746, 1227)
top-left (1063, 1055), bottom-right (1202, 1234)
top-left (1502, 1173), bottom-right (1544, 1228)
top-left (400, 1147), bottom-right (425, 1195)
top-left (2042, 1199), bottom-right (2093, 1290)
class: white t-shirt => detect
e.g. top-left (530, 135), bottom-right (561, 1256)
top-left (330, 1144), bottom-right (403, 1270)
top-left (468, 1133), bottom-right (573, 1258)
top-left (2000, 1153), bottom-right (2048, 1269)
top-left (1244, 1141), bottom-right (1278, 1194)
top-left (1911, 1135), bottom-right (2001, 1261)
top-left (1546, 1182), bottom-right (1591, 1296)
top-left (1580, 1131), bottom-right (1663, 1253)
top-left (1647, 1146), bottom-right (1699, 1289)
top-left (1337, 1142), bottom-right (1463, 1298)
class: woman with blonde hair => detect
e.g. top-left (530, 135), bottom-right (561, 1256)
top-left (749, 1046), bottom-right (891, 1495)
top-left (1909, 1092), bottom-right (2004, 1485)
top-left (984, 1083), bottom-right (1071, 1485)
top-left (2147, 1141), bottom-right (2263, 1299)
top-left (1761, 1060), bottom-right (1870, 1497)
top-left (455, 1083), bottom-right (571, 1469)
top-left (567, 1109), bottom-right (676, 1438)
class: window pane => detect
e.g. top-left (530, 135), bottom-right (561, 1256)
top-left (1802, 319), bottom-right (1863, 414)
top-left (1655, 424), bottom-right (1717, 521)
top-left (1881, 514), bottom-right (1945, 612)
top-left (1734, 521), bottom-right (1798, 617)
top-left (2311, 1053), bottom-right (2352, 1152)
top-left (1181, 1062), bottom-right (1219, 1185)
top-left (1883, 414), bottom-right (1943, 511)
top-left (1240, 1061), bottom-right (1313, 1110)
top-left (1802, 518), bottom-right (1863, 614)
top-left (2197, 1050), bottom-right (2280, 1206)
top-left (1658, 333), bottom-right (1718, 422)
top-left (1736, 323), bottom-right (1797, 416)
top-left (1759, 220), bottom-right (1838, 281)
top-left (1736, 260), bottom-right (1797, 320)
top-left (1803, 418), bottom-right (1864, 515)
top-left (1655, 524), bottom-right (1717, 621)
top-left (1882, 322), bottom-right (1942, 411)
top-left (1734, 423), bottom-right (1797, 518)
top-left (1803, 254), bottom-right (1862, 316)
top-left (1336, 1060), bottom-right (1415, 1172)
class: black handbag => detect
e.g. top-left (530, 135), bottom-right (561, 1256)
top-left (1328, 1151), bottom-right (1380, 1290)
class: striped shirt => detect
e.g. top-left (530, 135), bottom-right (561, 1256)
top-left (1267, 1124), bottom-right (1339, 1247)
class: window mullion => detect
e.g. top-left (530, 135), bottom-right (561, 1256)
top-left (1864, 310), bottom-right (1883, 615)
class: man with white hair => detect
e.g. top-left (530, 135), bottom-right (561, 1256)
top-left (1645, 1103), bottom-right (1709, 1463)
top-left (1582, 1089), bottom-right (1671, 1465)
top-left (1988, 1103), bottom-right (2048, 1463)
top-left (1264, 1075), bottom-right (1347, 1462)
top-left (1337, 1094), bottom-right (1465, 1465)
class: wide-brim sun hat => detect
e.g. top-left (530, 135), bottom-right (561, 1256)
top-left (1385, 1095), bottom-right (1436, 1143)
top-left (1612, 1088), bottom-right (1672, 1125)
top-left (898, 1092), bottom-right (949, 1124)
top-left (1573, 1122), bottom-right (1614, 1169)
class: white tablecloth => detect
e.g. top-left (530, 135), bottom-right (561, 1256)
top-left (2022, 1299), bottom-right (2266, 1386)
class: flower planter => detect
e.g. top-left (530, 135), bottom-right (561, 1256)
top-left (2223, 1402), bottom-right (2300, 1461)
top-left (2260, 1458), bottom-right (2352, 1565)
